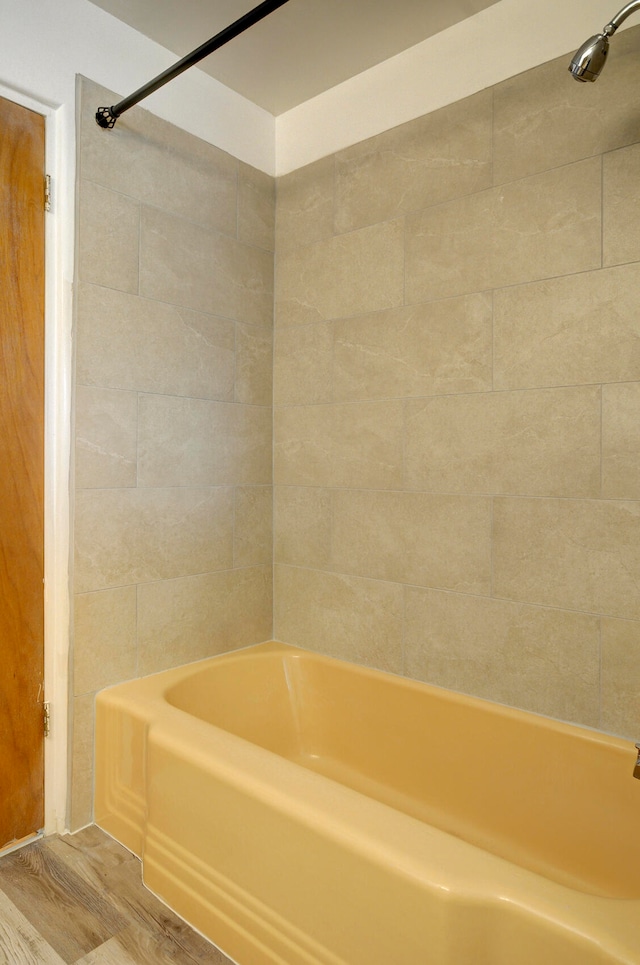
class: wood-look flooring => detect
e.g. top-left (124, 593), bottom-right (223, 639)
top-left (0, 826), bottom-right (234, 964)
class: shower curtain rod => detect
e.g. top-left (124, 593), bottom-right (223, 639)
top-left (96, 0), bottom-right (292, 128)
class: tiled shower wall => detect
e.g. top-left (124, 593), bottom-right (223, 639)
top-left (273, 26), bottom-right (640, 739)
top-left (70, 78), bottom-right (274, 828)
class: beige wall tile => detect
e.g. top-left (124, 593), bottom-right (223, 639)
top-left (235, 323), bottom-right (273, 406)
top-left (138, 566), bottom-right (272, 675)
top-left (275, 156), bottom-right (335, 252)
top-left (75, 386), bottom-right (137, 489)
top-left (79, 78), bottom-right (238, 236)
top-left (332, 294), bottom-right (492, 402)
top-left (494, 264), bottom-right (640, 389)
top-left (404, 587), bottom-right (600, 726)
top-left (77, 180), bottom-right (139, 293)
top-left (493, 26), bottom-right (640, 184)
top-left (603, 142), bottom-right (640, 267)
top-left (405, 158), bottom-right (601, 303)
top-left (602, 382), bottom-right (640, 499)
top-left (234, 486), bottom-right (273, 567)
top-left (405, 386), bottom-right (601, 497)
top-left (276, 220), bottom-right (404, 326)
top-left (274, 401), bottom-right (403, 489)
top-left (274, 486), bottom-right (332, 568)
top-left (335, 90), bottom-right (492, 233)
top-left (74, 487), bottom-right (234, 593)
top-left (140, 205), bottom-right (273, 325)
top-left (69, 695), bottom-right (95, 831)
top-left (76, 284), bottom-right (236, 400)
top-left (137, 395), bottom-right (271, 487)
top-left (238, 161), bottom-right (275, 251)
top-left (601, 617), bottom-right (640, 738)
top-left (273, 322), bottom-right (334, 405)
top-left (73, 586), bottom-right (137, 695)
top-left (493, 497), bottom-right (640, 620)
top-left (330, 490), bottom-right (491, 594)
top-left (274, 564), bottom-right (403, 672)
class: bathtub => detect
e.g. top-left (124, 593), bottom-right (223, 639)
top-left (95, 641), bottom-right (640, 965)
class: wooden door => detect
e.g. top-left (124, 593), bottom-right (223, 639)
top-left (0, 95), bottom-right (45, 849)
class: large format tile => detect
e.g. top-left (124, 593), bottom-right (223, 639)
top-left (70, 695), bottom-right (95, 831)
top-left (79, 77), bottom-right (238, 236)
top-left (75, 386), bottom-right (137, 490)
top-left (276, 220), bottom-right (404, 326)
top-left (273, 564), bottom-right (403, 673)
top-left (404, 586), bottom-right (600, 726)
top-left (73, 586), bottom-right (137, 695)
top-left (274, 401), bottom-right (403, 489)
top-left (275, 156), bottom-right (335, 253)
top-left (405, 158), bottom-right (601, 303)
top-left (274, 486), bottom-right (333, 568)
top-left (333, 294), bottom-right (493, 402)
top-left (603, 141), bottom-right (640, 267)
top-left (76, 283), bottom-right (236, 401)
top-left (137, 396), bottom-right (271, 487)
top-left (335, 89), bottom-right (492, 233)
top-left (74, 488), bottom-right (234, 593)
top-left (137, 566), bottom-right (272, 675)
top-left (235, 323), bottom-right (273, 406)
top-left (493, 264), bottom-right (640, 389)
top-left (493, 25), bottom-right (640, 185)
top-left (404, 386), bottom-right (601, 497)
top-left (330, 490), bottom-right (492, 594)
top-left (493, 497), bottom-right (640, 620)
top-left (77, 180), bottom-right (139, 294)
top-left (273, 322), bottom-right (334, 405)
top-left (601, 617), bottom-right (640, 739)
top-left (140, 206), bottom-right (273, 325)
top-left (602, 382), bottom-right (640, 499)
top-left (238, 161), bottom-right (275, 252)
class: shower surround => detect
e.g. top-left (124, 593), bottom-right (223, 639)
top-left (273, 25), bottom-right (640, 738)
top-left (72, 24), bottom-right (640, 825)
top-left (71, 77), bottom-right (274, 828)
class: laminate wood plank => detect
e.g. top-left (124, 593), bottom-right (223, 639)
top-left (0, 889), bottom-right (65, 965)
top-left (0, 839), bottom-right (127, 963)
top-left (103, 860), bottom-right (232, 963)
top-left (75, 935), bottom-right (140, 964)
top-left (49, 831), bottom-right (231, 963)
top-left (46, 829), bottom-right (138, 888)
top-left (82, 923), bottom-right (234, 965)
top-left (0, 831), bottom-right (235, 965)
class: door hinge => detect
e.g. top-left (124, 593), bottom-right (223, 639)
top-left (44, 174), bottom-right (52, 212)
top-left (43, 701), bottom-right (51, 738)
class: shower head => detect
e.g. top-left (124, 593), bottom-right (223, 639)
top-left (568, 32), bottom-right (610, 82)
top-left (569, 1), bottom-right (640, 82)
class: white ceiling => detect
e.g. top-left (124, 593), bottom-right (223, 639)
top-left (87, 0), bottom-right (501, 115)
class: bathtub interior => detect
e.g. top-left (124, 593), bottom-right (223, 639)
top-left (164, 645), bottom-right (640, 900)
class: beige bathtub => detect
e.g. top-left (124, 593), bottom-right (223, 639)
top-left (95, 641), bottom-right (640, 965)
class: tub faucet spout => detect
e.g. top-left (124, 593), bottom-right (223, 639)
top-left (634, 744), bottom-right (640, 779)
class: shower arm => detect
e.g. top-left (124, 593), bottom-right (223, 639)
top-left (96, 0), bottom-right (292, 129)
top-left (602, 0), bottom-right (640, 35)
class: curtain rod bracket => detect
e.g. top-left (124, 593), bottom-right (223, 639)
top-left (95, 0), bottom-right (291, 130)
top-left (95, 106), bottom-right (119, 129)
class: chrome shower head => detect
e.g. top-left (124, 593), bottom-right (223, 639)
top-left (568, 32), bottom-right (610, 82)
top-left (569, 1), bottom-right (640, 83)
